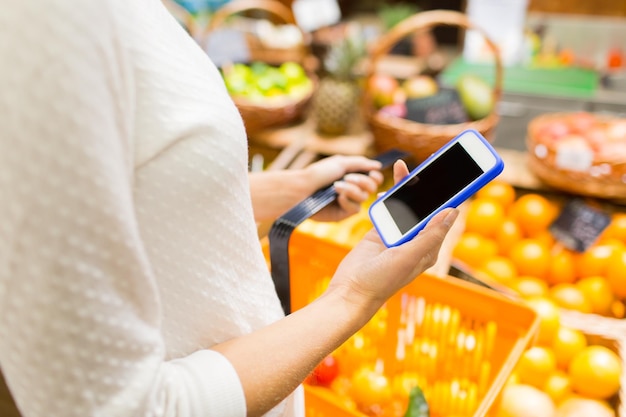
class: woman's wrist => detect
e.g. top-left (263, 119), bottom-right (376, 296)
top-left (291, 168), bottom-right (318, 199)
top-left (320, 280), bottom-right (383, 331)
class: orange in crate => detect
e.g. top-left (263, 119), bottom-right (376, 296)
top-left (263, 230), bottom-right (540, 417)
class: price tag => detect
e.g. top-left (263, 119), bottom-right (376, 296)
top-left (549, 199), bottom-right (611, 252)
top-left (204, 28), bottom-right (250, 67)
top-left (405, 88), bottom-right (469, 125)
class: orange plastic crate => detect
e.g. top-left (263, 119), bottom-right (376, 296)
top-left (263, 229), bottom-right (540, 417)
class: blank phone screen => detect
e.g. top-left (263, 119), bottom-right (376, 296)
top-left (384, 142), bottom-right (483, 234)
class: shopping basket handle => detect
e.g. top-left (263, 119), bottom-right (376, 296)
top-left (268, 149), bottom-right (410, 315)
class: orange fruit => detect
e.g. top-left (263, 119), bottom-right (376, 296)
top-left (525, 297), bottom-right (561, 346)
top-left (350, 366), bottom-right (393, 409)
top-left (601, 212), bottom-right (626, 244)
top-left (494, 218), bottom-right (524, 256)
top-left (477, 255), bottom-right (518, 284)
top-left (569, 345), bottom-right (622, 400)
top-left (476, 180), bottom-right (516, 209)
top-left (552, 326), bottom-right (587, 370)
top-left (516, 346), bottom-right (557, 388)
top-left (453, 232), bottom-right (498, 268)
top-left (549, 283), bottom-right (592, 313)
top-left (575, 241), bottom-right (622, 279)
top-left (496, 384), bottom-right (556, 417)
top-left (464, 197), bottom-right (506, 238)
top-left (547, 247), bottom-right (577, 285)
top-left (606, 246), bottom-right (626, 298)
top-left (532, 229), bottom-right (556, 248)
top-left (543, 370), bottom-right (572, 404)
top-left (509, 193), bottom-right (558, 237)
top-left (509, 275), bottom-right (549, 298)
top-left (556, 397), bottom-right (616, 417)
top-left (509, 239), bottom-right (551, 279)
top-left (576, 276), bottom-right (614, 316)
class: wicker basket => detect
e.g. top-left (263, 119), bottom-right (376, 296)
top-left (527, 112), bottom-right (626, 201)
top-left (363, 10), bottom-right (503, 164)
top-left (206, 0), bottom-right (316, 136)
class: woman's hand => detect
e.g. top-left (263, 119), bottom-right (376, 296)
top-left (305, 155), bottom-right (384, 222)
top-left (324, 160), bottom-right (459, 319)
top-left (249, 155), bottom-right (382, 223)
top-left (217, 160), bottom-right (456, 417)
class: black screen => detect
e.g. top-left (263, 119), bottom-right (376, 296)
top-left (384, 143), bottom-right (483, 234)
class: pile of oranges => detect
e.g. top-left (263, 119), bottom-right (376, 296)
top-left (453, 180), bottom-right (626, 318)
top-left (452, 180), bottom-right (625, 417)
top-left (493, 295), bottom-right (622, 417)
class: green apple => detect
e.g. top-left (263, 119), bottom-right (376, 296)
top-left (280, 61), bottom-right (306, 83)
top-left (230, 63), bottom-right (253, 80)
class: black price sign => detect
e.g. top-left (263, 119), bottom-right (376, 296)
top-left (405, 88), bottom-right (469, 125)
top-left (549, 199), bottom-right (611, 252)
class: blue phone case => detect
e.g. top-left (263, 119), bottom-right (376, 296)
top-left (369, 129), bottom-right (504, 247)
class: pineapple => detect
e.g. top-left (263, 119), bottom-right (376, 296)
top-left (313, 24), bottom-right (366, 136)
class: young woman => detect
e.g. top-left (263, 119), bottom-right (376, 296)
top-left (0, 1), bottom-right (458, 416)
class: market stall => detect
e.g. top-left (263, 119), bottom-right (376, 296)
top-left (169, 1), bottom-right (626, 416)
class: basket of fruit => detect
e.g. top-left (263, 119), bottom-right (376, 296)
top-left (206, 0), bottom-right (316, 135)
top-left (363, 10), bottom-right (503, 163)
top-left (526, 111), bottom-right (626, 201)
top-left (261, 225), bottom-right (540, 417)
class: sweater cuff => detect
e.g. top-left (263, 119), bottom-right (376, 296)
top-left (170, 349), bottom-right (246, 417)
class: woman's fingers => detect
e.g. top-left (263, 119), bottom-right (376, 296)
top-left (393, 160), bottom-right (410, 184)
top-left (398, 208), bottom-right (459, 276)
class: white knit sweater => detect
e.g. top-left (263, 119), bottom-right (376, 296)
top-left (0, 1), bottom-right (300, 416)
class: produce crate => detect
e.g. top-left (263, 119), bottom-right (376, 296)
top-left (262, 229), bottom-right (540, 417)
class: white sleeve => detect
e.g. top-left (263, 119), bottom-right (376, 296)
top-left (0, 1), bottom-right (245, 417)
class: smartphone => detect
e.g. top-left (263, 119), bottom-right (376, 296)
top-left (369, 129), bottom-right (504, 247)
